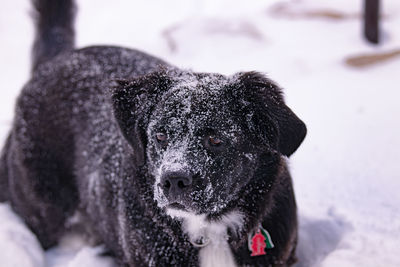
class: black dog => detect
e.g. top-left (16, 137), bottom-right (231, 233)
top-left (0, 0), bottom-right (306, 266)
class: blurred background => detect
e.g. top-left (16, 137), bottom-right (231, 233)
top-left (0, 0), bottom-right (399, 266)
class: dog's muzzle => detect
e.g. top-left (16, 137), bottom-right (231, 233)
top-left (160, 171), bottom-right (192, 201)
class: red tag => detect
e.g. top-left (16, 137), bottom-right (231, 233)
top-left (250, 230), bottom-right (267, 256)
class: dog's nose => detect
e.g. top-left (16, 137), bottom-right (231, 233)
top-left (160, 172), bottom-right (192, 197)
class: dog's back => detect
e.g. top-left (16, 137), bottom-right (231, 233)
top-left (0, 0), bottom-right (167, 249)
top-left (0, 0), bottom-right (75, 202)
top-left (0, 0), bottom-right (72, 204)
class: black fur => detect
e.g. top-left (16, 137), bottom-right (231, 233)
top-left (0, 0), bottom-right (306, 266)
top-left (31, 0), bottom-right (76, 71)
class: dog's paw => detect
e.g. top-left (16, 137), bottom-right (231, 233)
top-left (0, 203), bottom-right (45, 267)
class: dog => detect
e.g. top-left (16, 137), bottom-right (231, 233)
top-left (0, 0), bottom-right (306, 266)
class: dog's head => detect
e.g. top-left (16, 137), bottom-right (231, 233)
top-left (112, 69), bottom-right (306, 217)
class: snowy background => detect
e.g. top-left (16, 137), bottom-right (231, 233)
top-left (1, 0), bottom-right (400, 266)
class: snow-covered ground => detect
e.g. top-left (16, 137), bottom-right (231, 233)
top-left (1, 0), bottom-right (399, 266)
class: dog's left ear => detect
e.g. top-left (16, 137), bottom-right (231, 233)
top-left (111, 71), bottom-right (172, 165)
top-left (270, 101), bottom-right (307, 157)
top-left (238, 72), bottom-right (307, 157)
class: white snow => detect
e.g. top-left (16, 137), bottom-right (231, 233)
top-left (0, 204), bottom-right (45, 267)
top-left (1, 0), bottom-right (400, 266)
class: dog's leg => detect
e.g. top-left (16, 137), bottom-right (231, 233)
top-left (0, 134), bottom-right (11, 202)
top-left (6, 131), bottom-right (79, 249)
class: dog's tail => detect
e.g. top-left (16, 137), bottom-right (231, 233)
top-left (31, 0), bottom-right (76, 72)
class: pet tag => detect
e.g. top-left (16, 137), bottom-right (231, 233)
top-left (248, 225), bottom-right (274, 256)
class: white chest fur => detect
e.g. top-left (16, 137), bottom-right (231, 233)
top-left (166, 209), bottom-right (244, 267)
top-left (198, 227), bottom-right (238, 267)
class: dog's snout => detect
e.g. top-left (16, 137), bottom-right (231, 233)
top-left (161, 172), bottom-right (192, 197)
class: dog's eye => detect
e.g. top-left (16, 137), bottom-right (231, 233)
top-left (209, 136), bottom-right (222, 146)
top-left (156, 133), bottom-right (168, 145)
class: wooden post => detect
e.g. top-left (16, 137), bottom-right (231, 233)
top-left (364, 0), bottom-right (380, 44)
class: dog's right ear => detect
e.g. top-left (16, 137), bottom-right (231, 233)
top-left (111, 72), bottom-right (172, 165)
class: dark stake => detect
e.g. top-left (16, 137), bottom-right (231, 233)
top-left (364, 0), bottom-right (380, 44)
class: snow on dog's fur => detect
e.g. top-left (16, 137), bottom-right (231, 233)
top-left (0, 0), bottom-right (306, 266)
